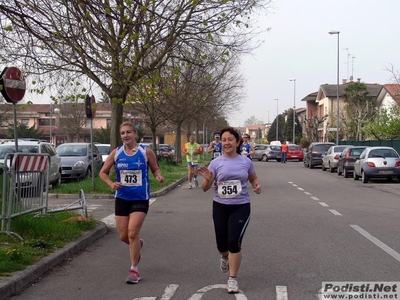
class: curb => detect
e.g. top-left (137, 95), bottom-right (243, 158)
top-left (0, 176), bottom-right (187, 299)
top-left (0, 222), bottom-right (108, 300)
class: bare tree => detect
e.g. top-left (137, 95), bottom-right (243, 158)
top-left (0, 0), bottom-right (272, 150)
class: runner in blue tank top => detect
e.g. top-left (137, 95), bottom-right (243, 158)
top-left (207, 133), bottom-right (222, 159)
top-left (99, 121), bottom-right (164, 285)
top-left (240, 134), bottom-right (255, 159)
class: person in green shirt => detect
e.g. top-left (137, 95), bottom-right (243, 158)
top-left (183, 135), bottom-right (203, 189)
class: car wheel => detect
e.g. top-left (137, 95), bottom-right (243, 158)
top-left (329, 163), bottom-right (334, 173)
top-left (52, 172), bottom-right (62, 187)
top-left (337, 166), bottom-right (342, 176)
top-left (361, 171), bottom-right (369, 183)
top-left (299, 159), bottom-right (303, 162)
top-left (276, 158), bottom-right (281, 162)
top-left (86, 167), bottom-right (92, 178)
top-left (261, 155), bottom-right (268, 162)
top-left (343, 168), bottom-right (349, 178)
top-left (353, 170), bottom-right (360, 180)
top-left (321, 163), bottom-right (326, 171)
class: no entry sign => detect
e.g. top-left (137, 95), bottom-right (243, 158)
top-left (0, 67), bottom-right (26, 103)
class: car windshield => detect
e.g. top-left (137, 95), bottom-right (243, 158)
top-left (314, 144), bottom-right (334, 152)
top-left (96, 145), bottom-right (110, 155)
top-left (0, 145), bottom-right (39, 159)
top-left (289, 145), bottom-right (301, 151)
top-left (369, 149), bottom-right (399, 158)
top-left (57, 145), bottom-right (87, 156)
top-left (334, 146), bottom-right (347, 152)
top-left (270, 146), bottom-right (281, 151)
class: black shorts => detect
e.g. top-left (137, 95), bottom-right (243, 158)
top-left (115, 198), bottom-right (149, 216)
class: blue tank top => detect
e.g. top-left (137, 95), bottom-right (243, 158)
top-left (114, 145), bottom-right (150, 201)
top-left (211, 141), bottom-right (222, 158)
top-left (241, 143), bottom-right (252, 159)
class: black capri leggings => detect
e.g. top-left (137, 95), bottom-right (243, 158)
top-left (212, 201), bottom-right (251, 254)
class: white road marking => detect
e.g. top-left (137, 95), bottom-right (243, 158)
top-left (318, 202), bottom-right (329, 207)
top-left (304, 192), bottom-right (311, 195)
top-left (297, 187), bottom-right (304, 191)
top-left (311, 196), bottom-right (320, 201)
top-left (188, 284), bottom-right (248, 300)
top-left (329, 209), bottom-right (342, 216)
top-left (276, 286), bottom-right (288, 300)
top-left (351, 225), bottom-right (400, 262)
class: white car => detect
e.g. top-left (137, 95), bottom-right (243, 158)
top-left (0, 140), bottom-right (62, 190)
top-left (95, 144), bottom-right (111, 164)
top-left (322, 145), bottom-right (353, 173)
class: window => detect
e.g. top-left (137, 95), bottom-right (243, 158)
top-left (21, 119), bottom-right (29, 126)
top-left (39, 119), bottom-right (51, 126)
top-left (1, 120), bottom-right (9, 127)
top-left (106, 119), bottom-right (111, 127)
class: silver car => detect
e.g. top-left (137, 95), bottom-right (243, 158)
top-left (353, 146), bottom-right (400, 183)
top-left (252, 144), bottom-right (281, 162)
top-left (322, 145), bottom-right (353, 173)
top-left (0, 140), bottom-right (62, 187)
top-left (56, 143), bottom-right (103, 181)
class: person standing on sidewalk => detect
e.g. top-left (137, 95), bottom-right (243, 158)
top-left (240, 134), bottom-right (255, 159)
top-left (99, 121), bottom-right (164, 284)
top-left (183, 135), bottom-right (203, 189)
top-left (198, 127), bottom-right (261, 294)
top-left (281, 141), bottom-right (288, 163)
top-left (208, 133), bottom-right (223, 160)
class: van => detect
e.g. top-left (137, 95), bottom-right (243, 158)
top-left (270, 141), bottom-right (281, 146)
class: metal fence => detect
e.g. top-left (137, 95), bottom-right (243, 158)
top-left (1, 153), bottom-right (50, 240)
top-left (339, 140), bottom-right (400, 154)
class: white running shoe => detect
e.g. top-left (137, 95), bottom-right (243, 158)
top-left (220, 256), bottom-right (229, 273)
top-left (227, 277), bottom-right (239, 293)
top-left (188, 183), bottom-right (192, 189)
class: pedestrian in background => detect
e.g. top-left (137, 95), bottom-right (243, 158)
top-left (183, 135), bottom-right (203, 189)
top-left (281, 141), bottom-right (288, 163)
top-left (240, 134), bottom-right (255, 159)
top-left (198, 127), bottom-right (261, 294)
top-left (99, 121), bottom-right (164, 284)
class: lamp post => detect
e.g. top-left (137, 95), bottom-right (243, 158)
top-left (329, 30), bottom-right (340, 144)
top-left (289, 78), bottom-right (296, 144)
top-left (53, 107), bottom-right (60, 145)
top-left (49, 103), bottom-right (53, 144)
top-left (266, 109), bottom-right (270, 124)
top-left (274, 99), bottom-right (279, 141)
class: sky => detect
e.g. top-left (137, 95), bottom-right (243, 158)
top-left (22, 0), bottom-right (400, 128)
top-left (227, 0), bottom-right (400, 127)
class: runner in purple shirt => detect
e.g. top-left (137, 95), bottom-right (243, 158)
top-left (199, 127), bottom-right (261, 294)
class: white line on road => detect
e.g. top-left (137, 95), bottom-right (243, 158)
top-left (311, 196), bottom-right (320, 201)
top-left (188, 284), bottom-right (248, 299)
top-left (304, 192), bottom-right (311, 195)
top-left (351, 225), bottom-right (400, 262)
top-left (297, 187), bottom-right (304, 191)
top-left (329, 209), bottom-right (342, 216)
top-left (318, 202), bottom-right (329, 207)
top-left (276, 286), bottom-right (288, 300)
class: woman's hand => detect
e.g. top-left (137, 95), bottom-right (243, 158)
top-left (111, 182), bottom-right (123, 191)
top-left (198, 166), bottom-right (213, 182)
top-left (252, 181), bottom-right (261, 194)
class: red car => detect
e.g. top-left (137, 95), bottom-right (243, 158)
top-left (286, 144), bottom-right (304, 161)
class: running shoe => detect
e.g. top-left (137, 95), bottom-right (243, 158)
top-left (227, 277), bottom-right (239, 293)
top-left (126, 268), bottom-right (140, 284)
top-left (194, 178), bottom-right (199, 187)
top-left (220, 256), bottom-right (229, 273)
top-left (188, 183), bottom-right (192, 189)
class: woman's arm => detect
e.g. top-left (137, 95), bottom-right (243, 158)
top-left (248, 173), bottom-right (261, 194)
top-left (198, 166), bottom-right (214, 192)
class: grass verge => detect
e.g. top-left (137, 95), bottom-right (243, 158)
top-left (0, 211), bottom-right (98, 279)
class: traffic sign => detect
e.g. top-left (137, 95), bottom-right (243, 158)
top-left (0, 67), bottom-right (26, 103)
top-left (327, 128), bottom-right (339, 132)
top-left (85, 94), bottom-right (96, 118)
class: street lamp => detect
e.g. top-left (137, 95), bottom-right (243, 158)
top-left (289, 78), bottom-right (296, 144)
top-left (329, 30), bottom-right (340, 144)
top-left (266, 109), bottom-right (270, 124)
top-left (274, 99), bottom-right (279, 141)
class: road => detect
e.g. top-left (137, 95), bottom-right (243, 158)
top-left (9, 160), bottom-right (400, 299)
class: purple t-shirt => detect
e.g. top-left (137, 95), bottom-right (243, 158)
top-left (208, 154), bottom-right (255, 205)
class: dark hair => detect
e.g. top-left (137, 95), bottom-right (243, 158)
top-left (220, 127), bottom-right (243, 154)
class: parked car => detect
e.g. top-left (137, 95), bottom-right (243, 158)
top-left (0, 140), bottom-right (62, 194)
top-left (157, 144), bottom-right (174, 160)
top-left (303, 142), bottom-right (335, 169)
top-left (286, 144), bottom-right (304, 162)
top-left (321, 145), bottom-right (353, 173)
top-left (252, 144), bottom-right (281, 162)
top-left (56, 143), bottom-right (103, 181)
top-left (353, 146), bottom-right (400, 183)
top-left (337, 146), bottom-right (369, 178)
top-left (95, 143), bottom-right (111, 164)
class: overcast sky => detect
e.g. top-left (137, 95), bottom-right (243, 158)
top-left (227, 0), bottom-right (400, 127)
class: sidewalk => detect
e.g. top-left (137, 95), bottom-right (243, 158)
top-left (0, 176), bottom-right (188, 300)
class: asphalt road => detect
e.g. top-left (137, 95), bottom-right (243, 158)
top-left (8, 160), bottom-right (400, 300)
